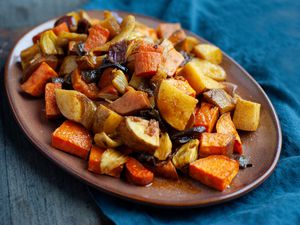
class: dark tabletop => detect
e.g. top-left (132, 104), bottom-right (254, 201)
top-left (0, 1), bottom-right (112, 224)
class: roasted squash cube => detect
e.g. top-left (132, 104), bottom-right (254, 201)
top-left (45, 82), bottom-right (62, 119)
top-left (189, 155), bottom-right (239, 191)
top-left (193, 44), bottom-right (222, 64)
top-left (233, 98), bottom-right (261, 131)
top-left (21, 62), bottom-right (58, 97)
top-left (88, 145), bottom-right (105, 174)
top-left (199, 133), bottom-right (234, 157)
top-left (194, 102), bottom-right (219, 132)
top-left (51, 120), bottom-right (92, 159)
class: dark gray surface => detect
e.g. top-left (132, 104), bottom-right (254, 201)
top-left (0, 0), bottom-right (88, 29)
top-left (0, 1), bottom-right (112, 223)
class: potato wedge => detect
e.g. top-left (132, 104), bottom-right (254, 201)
top-left (118, 116), bottom-right (160, 153)
top-left (93, 104), bottom-right (123, 134)
top-left (193, 44), bottom-right (222, 64)
top-left (157, 80), bottom-right (198, 130)
top-left (199, 133), bottom-right (234, 157)
top-left (233, 98), bottom-right (261, 131)
top-left (183, 60), bottom-right (225, 94)
top-left (164, 77), bottom-right (196, 97)
top-left (55, 89), bottom-right (97, 129)
top-left (216, 112), bottom-right (243, 154)
top-left (154, 132), bottom-right (172, 160)
top-left (94, 132), bottom-right (123, 148)
top-left (180, 36), bottom-right (199, 53)
top-left (189, 155), bottom-right (239, 191)
top-left (172, 139), bottom-right (199, 169)
top-left (100, 149), bottom-right (128, 178)
top-left (203, 89), bottom-right (235, 114)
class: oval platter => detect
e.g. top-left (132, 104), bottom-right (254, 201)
top-left (4, 10), bottom-right (282, 208)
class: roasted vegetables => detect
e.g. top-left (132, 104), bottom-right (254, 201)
top-left (21, 62), bottom-right (58, 97)
top-left (45, 82), bottom-right (62, 119)
top-left (55, 89), bottom-right (97, 129)
top-left (125, 157), bottom-right (154, 185)
top-left (199, 133), bottom-right (235, 157)
top-left (19, 10), bottom-right (261, 190)
top-left (193, 44), bottom-right (222, 65)
top-left (118, 116), bottom-right (160, 153)
top-left (233, 98), bottom-right (261, 131)
top-left (203, 89), bottom-right (235, 114)
top-left (93, 104), bottom-right (123, 134)
top-left (189, 155), bottom-right (239, 191)
top-left (172, 139), bottom-right (199, 169)
top-left (157, 79), bottom-right (198, 130)
top-left (216, 112), bottom-right (243, 154)
top-left (52, 120), bottom-right (92, 159)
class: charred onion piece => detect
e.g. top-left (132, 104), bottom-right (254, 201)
top-left (77, 19), bottom-right (91, 34)
top-left (108, 40), bottom-right (127, 64)
top-left (171, 126), bottom-right (206, 145)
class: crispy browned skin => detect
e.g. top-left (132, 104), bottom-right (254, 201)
top-left (189, 155), bottom-right (239, 191)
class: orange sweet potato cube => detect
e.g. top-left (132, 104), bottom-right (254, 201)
top-left (53, 22), bottom-right (69, 35)
top-left (52, 120), bottom-right (92, 159)
top-left (199, 133), bottom-right (234, 157)
top-left (160, 48), bottom-right (185, 76)
top-left (216, 112), bottom-right (243, 154)
top-left (194, 102), bottom-right (219, 132)
top-left (45, 82), bottom-right (62, 119)
top-left (21, 62), bottom-right (58, 97)
top-left (88, 145), bottom-right (105, 174)
top-left (189, 155), bottom-right (239, 191)
top-left (135, 52), bottom-right (162, 77)
top-left (168, 29), bottom-right (186, 46)
top-left (84, 24), bottom-right (110, 52)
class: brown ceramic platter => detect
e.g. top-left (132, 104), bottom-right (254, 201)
top-left (4, 10), bottom-right (282, 208)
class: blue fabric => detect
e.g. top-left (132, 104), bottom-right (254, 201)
top-left (84, 0), bottom-right (300, 224)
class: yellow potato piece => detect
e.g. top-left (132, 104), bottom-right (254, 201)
top-left (157, 80), bottom-right (198, 130)
top-left (183, 59), bottom-right (225, 94)
top-left (193, 44), bottom-right (222, 64)
top-left (233, 98), bottom-right (261, 131)
top-left (181, 36), bottom-right (200, 53)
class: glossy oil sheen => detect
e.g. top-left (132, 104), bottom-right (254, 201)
top-left (4, 11), bottom-right (282, 208)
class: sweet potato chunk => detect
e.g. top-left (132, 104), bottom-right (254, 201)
top-left (125, 157), bottom-right (154, 186)
top-left (199, 133), bottom-right (234, 157)
top-left (149, 161), bottom-right (178, 180)
top-left (72, 68), bottom-right (99, 100)
top-left (88, 145), bottom-right (105, 174)
top-left (52, 120), bottom-right (92, 159)
top-left (189, 155), bottom-right (239, 191)
top-left (160, 48), bottom-right (184, 76)
top-left (216, 112), bottom-right (243, 154)
top-left (53, 22), bottom-right (69, 35)
top-left (45, 82), bottom-right (62, 119)
top-left (84, 24), bottom-right (110, 52)
top-left (157, 23), bottom-right (181, 39)
top-left (135, 52), bottom-right (162, 77)
top-left (194, 102), bottom-right (219, 132)
top-left (109, 90), bottom-right (151, 115)
top-left (21, 62), bottom-right (58, 97)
